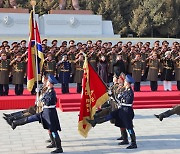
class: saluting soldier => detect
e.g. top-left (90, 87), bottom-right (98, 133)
top-left (11, 53), bottom-right (26, 95)
top-left (121, 45), bottom-right (128, 73)
top-left (87, 47), bottom-right (98, 71)
top-left (147, 52), bottom-right (161, 91)
top-left (57, 54), bottom-right (71, 94)
top-left (131, 53), bottom-right (144, 92)
top-left (43, 53), bottom-right (56, 76)
top-left (161, 51), bottom-right (174, 91)
top-left (74, 54), bottom-right (84, 93)
top-left (55, 45), bottom-right (67, 63)
top-left (127, 46), bottom-right (136, 75)
top-left (0, 52), bottom-right (10, 96)
top-left (174, 52), bottom-right (180, 90)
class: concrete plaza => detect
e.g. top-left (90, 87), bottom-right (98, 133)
top-left (0, 108), bottom-right (180, 154)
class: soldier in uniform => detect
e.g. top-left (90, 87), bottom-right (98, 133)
top-left (0, 52), bottom-right (10, 96)
top-left (97, 55), bottom-right (109, 84)
top-left (11, 53), bottom-right (26, 95)
top-left (87, 47), bottom-right (98, 71)
top-left (10, 74), bottom-right (63, 153)
top-left (147, 52), bottom-right (161, 91)
top-left (0, 0), bottom-right (17, 8)
top-left (43, 52), bottom-right (56, 76)
top-left (57, 54), bottom-right (71, 94)
top-left (131, 53), bottom-right (144, 91)
top-left (154, 105), bottom-right (180, 121)
top-left (74, 53), bottom-right (84, 93)
top-left (87, 75), bottom-right (137, 149)
top-left (161, 51), bottom-right (174, 91)
top-left (174, 52), bottom-right (180, 90)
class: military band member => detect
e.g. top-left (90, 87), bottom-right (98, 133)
top-left (43, 53), bottom-right (56, 76)
top-left (57, 54), bottom-right (71, 94)
top-left (0, 52), bottom-right (10, 96)
top-left (74, 54), bottom-right (84, 93)
top-left (87, 75), bottom-right (137, 149)
top-left (147, 52), bottom-right (161, 91)
top-left (174, 52), bottom-right (180, 90)
top-left (11, 74), bottom-right (63, 153)
top-left (131, 53), bottom-right (144, 91)
top-left (11, 53), bottom-right (26, 95)
top-left (161, 51), bottom-right (174, 91)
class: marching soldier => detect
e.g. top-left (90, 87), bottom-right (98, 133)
top-left (57, 54), bottom-right (71, 94)
top-left (147, 52), bottom-right (161, 91)
top-left (74, 54), bottom-right (84, 93)
top-left (43, 53), bottom-right (56, 76)
top-left (10, 75), bottom-right (63, 153)
top-left (87, 75), bottom-right (137, 149)
top-left (174, 52), bottom-right (180, 90)
top-left (161, 51), bottom-right (174, 91)
top-left (131, 53), bottom-right (144, 91)
top-left (0, 52), bottom-right (10, 96)
top-left (11, 53), bottom-right (26, 95)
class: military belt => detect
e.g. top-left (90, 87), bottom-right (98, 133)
top-left (76, 68), bottom-right (83, 71)
top-left (133, 69), bottom-right (141, 71)
top-left (14, 69), bottom-right (23, 72)
top-left (0, 68), bottom-right (8, 71)
top-left (150, 67), bottom-right (157, 69)
top-left (46, 70), bottom-right (54, 72)
top-left (43, 105), bottom-right (56, 109)
top-left (90, 60), bottom-right (96, 62)
top-left (121, 103), bottom-right (132, 107)
top-left (60, 69), bottom-right (70, 72)
top-left (164, 67), bottom-right (172, 69)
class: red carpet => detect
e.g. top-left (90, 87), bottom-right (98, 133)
top-left (0, 85), bottom-right (179, 112)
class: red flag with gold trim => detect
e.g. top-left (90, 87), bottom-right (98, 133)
top-left (78, 56), bottom-right (109, 138)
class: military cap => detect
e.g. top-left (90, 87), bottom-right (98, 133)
top-left (77, 42), bottom-right (82, 46)
top-left (16, 52), bottom-right (22, 57)
top-left (125, 75), bottom-right (134, 84)
top-left (11, 42), bottom-right (18, 46)
top-left (62, 41), bottom-right (67, 45)
top-left (1, 52), bottom-right (7, 56)
top-left (2, 41), bottom-right (8, 45)
top-left (21, 40), bottom-right (26, 43)
top-left (46, 52), bottom-right (52, 56)
top-left (42, 39), bottom-right (48, 42)
top-left (52, 40), bottom-right (58, 44)
top-left (87, 40), bottom-right (92, 43)
top-left (48, 74), bottom-right (58, 84)
top-left (69, 40), bottom-right (75, 44)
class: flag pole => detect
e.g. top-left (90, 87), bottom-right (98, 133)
top-left (30, 0), bottom-right (39, 101)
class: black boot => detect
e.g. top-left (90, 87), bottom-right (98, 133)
top-left (11, 117), bottom-right (28, 130)
top-left (86, 117), bottom-right (107, 127)
top-left (46, 133), bottom-right (56, 148)
top-left (118, 129), bottom-right (129, 145)
top-left (154, 110), bottom-right (173, 121)
top-left (3, 111), bottom-right (23, 118)
top-left (45, 139), bottom-right (51, 143)
top-left (117, 136), bottom-right (123, 140)
top-left (51, 136), bottom-right (63, 153)
top-left (126, 133), bottom-right (137, 149)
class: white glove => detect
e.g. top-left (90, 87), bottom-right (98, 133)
top-left (108, 89), bottom-right (113, 96)
top-left (0, 57), bottom-right (2, 60)
top-left (35, 88), bottom-right (40, 93)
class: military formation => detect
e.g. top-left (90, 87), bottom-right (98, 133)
top-left (0, 39), bottom-right (179, 96)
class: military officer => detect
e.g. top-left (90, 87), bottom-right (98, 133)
top-left (174, 52), bottom-right (180, 90)
top-left (74, 53), bottom-right (84, 93)
top-left (43, 52), bottom-right (56, 76)
top-left (131, 53), bottom-right (144, 91)
top-left (0, 0), bottom-right (17, 8)
top-left (161, 51), bottom-right (174, 91)
top-left (11, 74), bottom-right (63, 153)
top-left (57, 54), bottom-right (71, 94)
top-left (11, 53), bottom-right (26, 95)
top-left (87, 47), bottom-right (98, 71)
top-left (87, 75), bottom-right (137, 149)
top-left (0, 52), bottom-right (10, 96)
top-left (147, 52), bottom-right (161, 91)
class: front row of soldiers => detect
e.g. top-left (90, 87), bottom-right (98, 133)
top-left (3, 74), bottom-right (63, 153)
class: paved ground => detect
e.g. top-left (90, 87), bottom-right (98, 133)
top-left (1, 109), bottom-right (180, 154)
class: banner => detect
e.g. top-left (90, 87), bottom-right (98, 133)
top-left (78, 56), bottom-right (109, 138)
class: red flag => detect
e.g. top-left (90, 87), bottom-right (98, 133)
top-left (27, 11), bottom-right (36, 91)
top-left (78, 57), bottom-right (109, 138)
